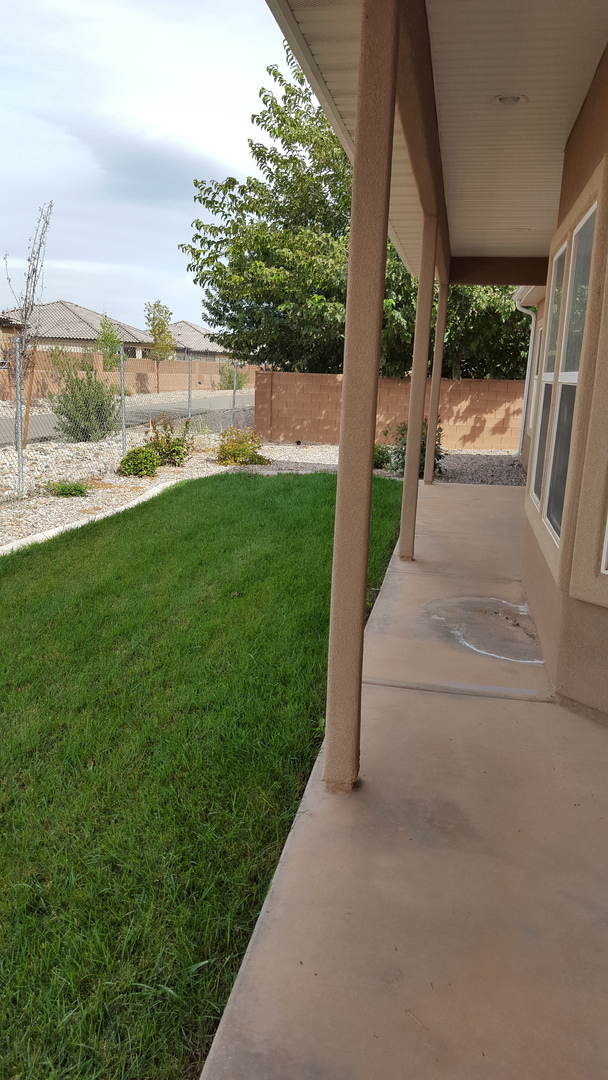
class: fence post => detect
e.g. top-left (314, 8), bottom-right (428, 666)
top-left (15, 339), bottom-right (24, 497)
top-left (120, 344), bottom-right (126, 458)
top-left (187, 349), bottom-right (192, 419)
top-left (232, 358), bottom-right (237, 428)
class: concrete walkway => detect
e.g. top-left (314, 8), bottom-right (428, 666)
top-left (201, 484), bottom-right (608, 1080)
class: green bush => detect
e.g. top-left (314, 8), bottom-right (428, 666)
top-left (373, 444), bottom-right (392, 470)
top-left (117, 446), bottom-right (160, 477)
top-left (216, 427), bottom-right (269, 466)
top-left (212, 361), bottom-right (248, 391)
top-left (383, 419), bottom-right (445, 478)
top-left (49, 364), bottom-right (120, 442)
top-left (144, 416), bottom-right (193, 466)
top-left (46, 480), bottom-right (88, 497)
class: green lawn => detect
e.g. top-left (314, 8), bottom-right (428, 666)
top-left (0, 472), bottom-right (401, 1080)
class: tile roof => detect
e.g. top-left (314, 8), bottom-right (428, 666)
top-left (2, 301), bottom-right (152, 344)
top-left (169, 320), bottom-right (227, 354)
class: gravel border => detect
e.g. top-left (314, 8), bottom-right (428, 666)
top-left (0, 441), bottom-right (526, 554)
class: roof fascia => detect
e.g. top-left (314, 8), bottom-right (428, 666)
top-left (450, 257), bottom-right (549, 286)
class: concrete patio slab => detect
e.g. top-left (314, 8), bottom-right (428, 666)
top-left (200, 484), bottom-right (608, 1080)
top-left (363, 569), bottom-right (552, 700)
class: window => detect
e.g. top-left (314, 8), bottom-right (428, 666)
top-left (531, 247), bottom-right (566, 503)
top-left (526, 325), bottom-right (543, 434)
top-left (544, 206), bottom-right (596, 538)
top-left (602, 518), bottom-right (608, 576)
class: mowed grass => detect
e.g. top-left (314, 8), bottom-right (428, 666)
top-left (0, 472), bottom-right (401, 1080)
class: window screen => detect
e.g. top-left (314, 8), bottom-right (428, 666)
top-left (533, 383), bottom-right (552, 501)
top-left (545, 250), bottom-right (566, 374)
top-left (546, 384), bottom-right (576, 536)
top-left (564, 210), bottom-right (596, 373)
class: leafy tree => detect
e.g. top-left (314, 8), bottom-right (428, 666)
top-left (144, 301), bottom-right (175, 392)
top-left (95, 313), bottom-right (123, 370)
top-left (181, 50), bottom-right (529, 379)
top-left (442, 286), bottom-right (530, 379)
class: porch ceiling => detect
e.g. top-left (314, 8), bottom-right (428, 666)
top-left (265, 0), bottom-right (608, 277)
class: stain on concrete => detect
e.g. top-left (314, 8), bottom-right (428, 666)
top-left (392, 797), bottom-right (480, 848)
top-left (425, 596), bottom-right (543, 664)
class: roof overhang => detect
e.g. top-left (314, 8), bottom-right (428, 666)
top-left (266, 0), bottom-right (608, 286)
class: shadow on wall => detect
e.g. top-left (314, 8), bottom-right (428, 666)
top-left (255, 372), bottom-right (524, 450)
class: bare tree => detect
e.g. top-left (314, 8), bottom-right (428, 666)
top-left (4, 200), bottom-right (54, 444)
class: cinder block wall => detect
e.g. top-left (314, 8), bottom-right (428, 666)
top-left (255, 371), bottom-right (524, 449)
top-left (0, 355), bottom-right (257, 399)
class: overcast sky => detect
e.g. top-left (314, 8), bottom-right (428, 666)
top-left (1, 0), bottom-right (285, 330)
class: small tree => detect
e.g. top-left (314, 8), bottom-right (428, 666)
top-left (144, 301), bottom-right (175, 393)
top-left (4, 200), bottom-right (53, 445)
top-left (95, 314), bottom-right (123, 370)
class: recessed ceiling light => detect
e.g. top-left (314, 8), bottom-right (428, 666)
top-left (491, 94), bottom-right (529, 106)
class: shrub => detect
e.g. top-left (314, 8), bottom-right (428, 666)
top-left (383, 419), bottom-right (445, 478)
top-left (49, 363), bottom-right (120, 442)
top-left (117, 446), bottom-right (160, 477)
top-left (212, 361), bottom-right (248, 391)
top-left (216, 427), bottom-right (269, 466)
top-left (46, 480), bottom-right (88, 497)
top-left (373, 444), bottom-right (392, 470)
top-left (144, 415), bottom-right (194, 466)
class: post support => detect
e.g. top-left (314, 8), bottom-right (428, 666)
top-left (398, 215), bottom-right (437, 559)
top-left (120, 344), bottom-right (127, 458)
top-left (15, 338), bottom-right (24, 498)
top-left (423, 281), bottom-right (448, 484)
top-left (322, 0), bottom-right (399, 793)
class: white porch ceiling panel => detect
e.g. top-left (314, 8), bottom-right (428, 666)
top-left (426, 0), bottom-right (608, 258)
top-left (266, 0), bottom-right (608, 271)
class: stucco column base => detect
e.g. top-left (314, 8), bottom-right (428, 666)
top-left (322, 775), bottom-right (361, 794)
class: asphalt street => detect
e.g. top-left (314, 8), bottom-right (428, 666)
top-left (0, 390), bottom-right (255, 445)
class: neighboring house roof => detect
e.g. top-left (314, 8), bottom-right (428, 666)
top-left (169, 320), bottom-right (226, 355)
top-left (2, 300), bottom-right (152, 345)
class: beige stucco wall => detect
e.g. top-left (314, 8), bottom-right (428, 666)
top-left (255, 370), bottom-right (524, 450)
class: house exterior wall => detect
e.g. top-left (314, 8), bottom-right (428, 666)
top-left (255, 370), bottom-right (524, 450)
top-left (523, 125), bottom-right (608, 720)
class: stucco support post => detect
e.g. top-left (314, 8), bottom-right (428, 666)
top-left (322, 0), bottom-right (399, 793)
top-left (423, 281), bottom-right (449, 484)
top-left (398, 215), bottom-right (437, 559)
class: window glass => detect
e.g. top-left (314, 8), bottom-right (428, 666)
top-left (533, 383), bottom-right (552, 500)
top-left (546, 384), bottom-right (576, 536)
top-left (564, 210), bottom-right (596, 372)
top-left (545, 250), bottom-right (566, 373)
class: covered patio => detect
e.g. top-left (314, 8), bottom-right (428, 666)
top-left (201, 483), bottom-right (608, 1078)
top-left (200, 0), bottom-right (608, 1073)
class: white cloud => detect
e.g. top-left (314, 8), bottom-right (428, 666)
top-left (0, 0), bottom-right (285, 325)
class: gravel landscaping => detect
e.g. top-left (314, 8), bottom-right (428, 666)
top-left (0, 438), bottom-right (525, 550)
top-left (436, 448), bottom-right (526, 486)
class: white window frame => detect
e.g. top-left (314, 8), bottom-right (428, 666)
top-left (526, 324), bottom-right (544, 436)
top-left (542, 204), bottom-right (597, 543)
top-left (530, 243), bottom-right (567, 510)
top-left (601, 517), bottom-right (608, 576)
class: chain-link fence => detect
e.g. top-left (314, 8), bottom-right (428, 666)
top-left (0, 347), bottom-right (255, 500)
